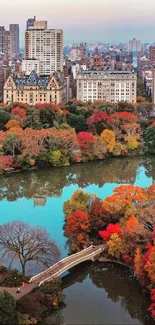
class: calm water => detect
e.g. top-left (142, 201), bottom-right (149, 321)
top-left (0, 156), bottom-right (155, 325)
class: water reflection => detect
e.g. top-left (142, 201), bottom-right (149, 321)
top-left (0, 156), bottom-right (154, 203)
top-left (62, 262), bottom-right (154, 325)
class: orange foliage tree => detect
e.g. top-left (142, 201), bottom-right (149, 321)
top-left (64, 210), bottom-right (90, 251)
top-left (134, 248), bottom-right (143, 278)
top-left (5, 119), bottom-right (20, 130)
top-left (12, 107), bottom-right (27, 125)
top-left (126, 215), bottom-right (140, 236)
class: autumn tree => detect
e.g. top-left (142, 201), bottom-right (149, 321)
top-left (102, 185), bottom-right (146, 216)
top-left (100, 129), bottom-right (116, 153)
top-left (148, 289), bottom-right (155, 320)
top-left (0, 221), bottom-right (60, 275)
top-left (125, 136), bottom-right (138, 150)
top-left (86, 111), bottom-right (108, 134)
top-left (77, 132), bottom-right (94, 161)
top-left (107, 233), bottom-right (125, 259)
top-left (12, 107), bottom-right (27, 125)
top-left (126, 215), bottom-right (140, 236)
top-left (64, 210), bottom-right (90, 251)
top-left (144, 241), bottom-right (155, 284)
top-left (63, 190), bottom-right (91, 218)
top-left (99, 223), bottom-right (122, 242)
top-left (92, 136), bottom-right (107, 159)
top-left (5, 119), bottom-right (20, 130)
top-left (134, 248), bottom-right (142, 278)
top-left (3, 133), bottom-right (19, 157)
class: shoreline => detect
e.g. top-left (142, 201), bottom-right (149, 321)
top-left (0, 151), bottom-right (149, 177)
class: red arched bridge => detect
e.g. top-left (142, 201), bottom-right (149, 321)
top-left (29, 244), bottom-right (105, 286)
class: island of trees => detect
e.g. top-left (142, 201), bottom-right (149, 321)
top-left (63, 184), bottom-right (155, 320)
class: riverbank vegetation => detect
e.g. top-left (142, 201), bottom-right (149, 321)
top-left (0, 100), bottom-right (154, 172)
top-left (0, 278), bottom-right (64, 325)
top-left (63, 185), bottom-right (155, 320)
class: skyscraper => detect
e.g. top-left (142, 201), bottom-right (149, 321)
top-left (9, 24), bottom-right (19, 58)
top-left (0, 26), bottom-right (10, 59)
top-left (128, 38), bottom-right (141, 52)
top-left (25, 18), bottom-right (63, 75)
top-left (149, 46), bottom-right (155, 61)
top-left (26, 16), bottom-right (36, 30)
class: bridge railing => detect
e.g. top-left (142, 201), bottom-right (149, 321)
top-left (30, 245), bottom-right (93, 283)
top-left (38, 247), bottom-right (103, 286)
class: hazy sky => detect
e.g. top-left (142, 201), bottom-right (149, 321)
top-left (1, 0), bottom-right (155, 44)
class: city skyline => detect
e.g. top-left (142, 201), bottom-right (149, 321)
top-left (1, 0), bottom-right (155, 45)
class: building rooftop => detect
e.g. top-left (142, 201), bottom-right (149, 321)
top-left (11, 70), bottom-right (65, 88)
top-left (76, 70), bottom-right (136, 79)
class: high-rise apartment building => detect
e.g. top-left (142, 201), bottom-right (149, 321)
top-left (149, 46), bottom-right (155, 61)
top-left (0, 26), bottom-right (10, 59)
top-left (128, 38), bottom-right (141, 52)
top-left (9, 24), bottom-right (19, 58)
top-left (0, 65), bottom-right (11, 101)
top-left (69, 43), bottom-right (87, 62)
top-left (22, 59), bottom-right (40, 75)
top-left (25, 18), bottom-right (63, 75)
top-left (76, 70), bottom-right (137, 103)
top-left (152, 68), bottom-right (155, 104)
top-left (27, 16), bottom-right (36, 30)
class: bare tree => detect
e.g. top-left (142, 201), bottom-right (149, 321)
top-left (0, 221), bottom-right (60, 275)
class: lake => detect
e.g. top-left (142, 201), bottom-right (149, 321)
top-left (0, 156), bottom-right (155, 324)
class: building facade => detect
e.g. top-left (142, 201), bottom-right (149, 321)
top-left (149, 46), bottom-right (155, 61)
top-left (152, 68), bottom-right (155, 104)
top-left (25, 19), bottom-right (63, 75)
top-left (0, 66), bottom-right (11, 101)
top-left (9, 24), bottom-right (19, 58)
top-left (76, 70), bottom-right (137, 103)
top-left (0, 26), bottom-right (10, 59)
top-left (128, 38), bottom-right (141, 52)
top-left (27, 16), bottom-right (36, 30)
top-left (22, 59), bottom-right (40, 75)
top-left (3, 70), bottom-right (67, 105)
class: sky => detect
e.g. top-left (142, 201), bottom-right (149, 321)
top-left (1, 0), bottom-right (155, 45)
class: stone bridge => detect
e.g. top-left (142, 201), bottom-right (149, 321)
top-left (29, 245), bottom-right (105, 286)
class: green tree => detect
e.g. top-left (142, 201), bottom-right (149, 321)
top-left (0, 291), bottom-right (18, 325)
top-left (144, 127), bottom-right (155, 153)
top-left (3, 133), bottom-right (19, 157)
top-left (0, 110), bottom-right (11, 130)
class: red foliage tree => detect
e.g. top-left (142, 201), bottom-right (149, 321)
top-left (99, 223), bottom-right (122, 242)
top-left (12, 107), bottom-right (27, 125)
top-left (89, 198), bottom-right (115, 232)
top-left (86, 111), bottom-right (108, 125)
top-left (0, 156), bottom-right (13, 169)
top-left (77, 132), bottom-right (94, 161)
top-left (148, 289), bottom-right (155, 320)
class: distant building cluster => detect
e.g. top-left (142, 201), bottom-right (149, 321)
top-left (0, 19), bottom-right (154, 105)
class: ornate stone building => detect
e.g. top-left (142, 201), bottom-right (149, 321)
top-left (3, 70), bottom-right (67, 105)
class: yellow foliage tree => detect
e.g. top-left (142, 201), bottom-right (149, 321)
top-left (100, 129), bottom-right (116, 153)
top-left (107, 233), bottom-right (124, 258)
top-left (113, 142), bottom-right (127, 156)
top-left (125, 136), bottom-right (138, 150)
